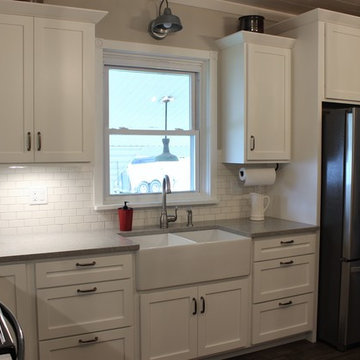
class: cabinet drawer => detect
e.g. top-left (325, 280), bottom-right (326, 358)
top-left (253, 233), bottom-right (316, 261)
top-left (253, 254), bottom-right (315, 303)
top-left (252, 293), bottom-right (313, 344)
top-left (37, 279), bottom-right (133, 340)
top-left (39, 327), bottom-right (134, 360)
top-left (35, 254), bottom-right (132, 288)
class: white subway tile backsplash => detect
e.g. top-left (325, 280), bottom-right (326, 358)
top-left (0, 152), bottom-right (263, 234)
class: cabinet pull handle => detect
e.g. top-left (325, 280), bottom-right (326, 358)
top-left (250, 135), bottom-right (255, 151)
top-left (76, 261), bottom-right (96, 267)
top-left (192, 297), bottom-right (197, 315)
top-left (200, 296), bottom-right (206, 314)
top-left (37, 131), bottom-right (41, 151)
top-left (279, 300), bottom-right (293, 306)
top-left (280, 240), bottom-right (294, 245)
top-left (77, 287), bottom-right (97, 294)
top-left (280, 260), bottom-right (294, 265)
top-left (78, 336), bottom-right (99, 344)
top-left (26, 132), bottom-right (31, 151)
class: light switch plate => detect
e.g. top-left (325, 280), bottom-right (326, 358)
top-left (29, 187), bottom-right (48, 205)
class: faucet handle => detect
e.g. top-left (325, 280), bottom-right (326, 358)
top-left (186, 209), bottom-right (193, 227)
top-left (167, 206), bottom-right (178, 223)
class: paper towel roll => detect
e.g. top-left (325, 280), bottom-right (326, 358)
top-left (239, 167), bottom-right (276, 186)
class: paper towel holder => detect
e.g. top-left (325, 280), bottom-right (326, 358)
top-left (239, 164), bottom-right (279, 178)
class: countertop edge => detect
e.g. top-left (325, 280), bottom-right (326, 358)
top-left (0, 244), bottom-right (140, 263)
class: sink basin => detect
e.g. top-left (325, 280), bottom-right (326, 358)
top-left (176, 229), bottom-right (244, 243)
top-left (130, 233), bottom-right (195, 249)
top-left (131, 229), bottom-right (251, 290)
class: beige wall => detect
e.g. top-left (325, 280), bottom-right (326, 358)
top-left (45, 0), bottom-right (269, 50)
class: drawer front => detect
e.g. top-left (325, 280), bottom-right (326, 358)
top-left (253, 254), bottom-right (315, 303)
top-left (37, 279), bottom-right (133, 340)
top-left (39, 327), bottom-right (134, 360)
top-left (253, 233), bottom-right (316, 261)
top-left (36, 254), bottom-right (132, 288)
top-left (252, 293), bottom-right (314, 344)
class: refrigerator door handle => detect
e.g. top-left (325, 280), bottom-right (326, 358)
top-left (343, 108), bottom-right (360, 261)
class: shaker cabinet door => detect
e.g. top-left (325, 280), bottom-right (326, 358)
top-left (34, 18), bottom-right (94, 162)
top-left (247, 43), bottom-right (291, 161)
top-left (140, 287), bottom-right (198, 360)
top-left (325, 23), bottom-right (360, 102)
top-left (197, 279), bottom-right (249, 357)
top-left (0, 14), bottom-right (34, 163)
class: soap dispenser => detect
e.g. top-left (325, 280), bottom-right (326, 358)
top-left (118, 201), bottom-right (133, 231)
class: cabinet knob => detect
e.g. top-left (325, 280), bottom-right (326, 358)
top-left (280, 260), bottom-right (294, 265)
top-left (200, 296), bottom-right (206, 314)
top-left (280, 240), bottom-right (295, 245)
top-left (78, 336), bottom-right (99, 344)
top-left (76, 261), bottom-right (96, 267)
top-left (192, 297), bottom-right (197, 315)
top-left (26, 132), bottom-right (31, 151)
top-left (278, 300), bottom-right (293, 306)
top-left (250, 135), bottom-right (255, 151)
top-left (37, 131), bottom-right (42, 151)
top-left (77, 287), bottom-right (97, 294)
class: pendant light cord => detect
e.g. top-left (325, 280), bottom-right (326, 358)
top-left (159, 0), bottom-right (169, 16)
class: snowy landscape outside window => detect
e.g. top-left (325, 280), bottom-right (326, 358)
top-left (104, 66), bottom-right (198, 196)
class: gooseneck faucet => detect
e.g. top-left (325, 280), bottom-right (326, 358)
top-left (160, 175), bottom-right (178, 228)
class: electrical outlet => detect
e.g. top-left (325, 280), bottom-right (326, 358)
top-left (29, 187), bottom-right (48, 205)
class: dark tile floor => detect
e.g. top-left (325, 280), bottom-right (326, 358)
top-left (226, 340), bottom-right (360, 360)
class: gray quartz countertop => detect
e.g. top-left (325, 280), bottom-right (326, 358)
top-left (0, 230), bottom-right (139, 262)
top-left (0, 217), bottom-right (318, 262)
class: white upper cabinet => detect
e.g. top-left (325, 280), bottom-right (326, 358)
top-left (34, 18), bottom-right (95, 162)
top-left (217, 31), bottom-right (295, 163)
top-left (0, 14), bottom-right (33, 163)
top-left (325, 23), bottom-right (360, 102)
top-left (0, 2), bottom-right (106, 163)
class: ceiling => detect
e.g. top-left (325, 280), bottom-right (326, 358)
top-left (226, 0), bottom-right (360, 17)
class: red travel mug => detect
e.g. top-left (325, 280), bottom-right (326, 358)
top-left (118, 201), bottom-right (133, 231)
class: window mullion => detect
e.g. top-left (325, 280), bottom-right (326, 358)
top-left (107, 129), bottom-right (197, 136)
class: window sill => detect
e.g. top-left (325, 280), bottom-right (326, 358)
top-left (94, 196), bottom-right (218, 210)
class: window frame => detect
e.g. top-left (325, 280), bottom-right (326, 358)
top-left (94, 39), bottom-right (217, 210)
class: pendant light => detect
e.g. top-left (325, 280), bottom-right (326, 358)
top-left (149, 0), bottom-right (183, 40)
top-left (155, 96), bottom-right (179, 162)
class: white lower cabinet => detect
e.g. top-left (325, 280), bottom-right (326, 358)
top-left (140, 278), bottom-right (249, 360)
top-left (253, 254), bottom-right (315, 303)
top-left (0, 264), bottom-right (36, 360)
top-left (36, 254), bottom-right (134, 360)
top-left (39, 327), bottom-right (134, 360)
top-left (0, 264), bottom-right (28, 325)
top-left (252, 293), bottom-right (314, 344)
top-left (37, 279), bottom-right (132, 339)
top-left (251, 232), bottom-right (316, 345)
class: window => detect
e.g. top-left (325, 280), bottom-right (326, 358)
top-left (94, 41), bottom-right (217, 209)
top-left (106, 67), bottom-right (197, 195)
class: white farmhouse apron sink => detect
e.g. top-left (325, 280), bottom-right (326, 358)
top-left (130, 229), bottom-right (251, 290)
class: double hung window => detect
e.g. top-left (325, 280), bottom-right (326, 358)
top-left (95, 41), bottom-right (217, 209)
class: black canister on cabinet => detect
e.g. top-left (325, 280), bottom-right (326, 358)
top-left (238, 15), bottom-right (264, 33)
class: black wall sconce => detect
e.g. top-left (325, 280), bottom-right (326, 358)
top-left (149, 0), bottom-right (183, 40)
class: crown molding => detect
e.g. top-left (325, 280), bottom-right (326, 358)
top-left (170, 0), bottom-right (294, 22)
top-left (0, 0), bottom-right (107, 23)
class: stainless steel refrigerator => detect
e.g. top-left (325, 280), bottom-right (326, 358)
top-left (319, 103), bottom-right (360, 351)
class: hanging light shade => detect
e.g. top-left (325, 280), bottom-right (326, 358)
top-left (149, 0), bottom-right (183, 40)
top-left (155, 96), bottom-right (179, 162)
top-left (155, 138), bottom-right (179, 162)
